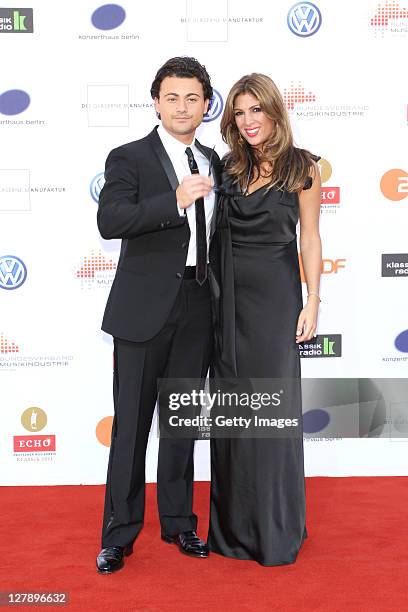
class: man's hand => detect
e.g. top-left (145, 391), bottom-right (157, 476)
top-left (176, 175), bottom-right (213, 209)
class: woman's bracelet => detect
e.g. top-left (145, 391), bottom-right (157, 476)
top-left (307, 291), bottom-right (321, 302)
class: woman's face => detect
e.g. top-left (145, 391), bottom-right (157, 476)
top-left (233, 92), bottom-right (275, 149)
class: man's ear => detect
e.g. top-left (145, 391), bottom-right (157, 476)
top-left (203, 98), bottom-right (210, 116)
top-left (154, 97), bottom-right (160, 119)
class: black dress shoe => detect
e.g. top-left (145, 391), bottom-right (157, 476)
top-left (96, 544), bottom-right (133, 574)
top-left (161, 530), bottom-right (209, 558)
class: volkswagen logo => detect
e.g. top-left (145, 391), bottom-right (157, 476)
top-left (0, 255), bottom-right (27, 290)
top-left (287, 2), bottom-right (322, 37)
top-left (90, 172), bottom-right (106, 203)
top-left (203, 89), bottom-right (223, 123)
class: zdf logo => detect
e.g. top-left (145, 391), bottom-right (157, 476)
top-left (299, 256), bottom-right (345, 282)
top-left (380, 169), bottom-right (408, 201)
top-left (0, 255), bottom-right (27, 290)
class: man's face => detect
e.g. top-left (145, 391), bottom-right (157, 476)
top-left (154, 76), bottom-right (210, 142)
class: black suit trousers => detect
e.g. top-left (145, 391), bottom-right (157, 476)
top-left (101, 277), bottom-right (213, 547)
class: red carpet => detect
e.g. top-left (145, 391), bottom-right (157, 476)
top-left (1, 478), bottom-right (408, 611)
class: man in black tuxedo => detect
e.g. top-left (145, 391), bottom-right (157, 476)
top-left (96, 57), bottom-right (220, 574)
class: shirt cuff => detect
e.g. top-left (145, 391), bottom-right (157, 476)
top-left (177, 202), bottom-right (185, 217)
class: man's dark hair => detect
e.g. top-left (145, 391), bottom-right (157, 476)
top-left (150, 56), bottom-right (213, 101)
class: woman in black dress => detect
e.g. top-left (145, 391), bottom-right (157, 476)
top-left (208, 74), bottom-right (322, 566)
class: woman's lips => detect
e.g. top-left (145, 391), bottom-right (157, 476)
top-left (244, 127), bottom-right (260, 138)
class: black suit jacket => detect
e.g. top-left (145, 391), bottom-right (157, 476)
top-left (97, 125), bottom-right (221, 342)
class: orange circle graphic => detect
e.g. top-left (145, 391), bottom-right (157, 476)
top-left (380, 169), bottom-right (408, 201)
top-left (96, 416), bottom-right (113, 447)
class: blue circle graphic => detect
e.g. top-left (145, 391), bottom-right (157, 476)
top-left (203, 89), bottom-right (223, 123)
top-left (0, 90), bottom-right (30, 116)
top-left (287, 2), bottom-right (322, 37)
top-left (91, 4), bottom-right (126, 30)
top-left (395, 330), bottom-right (408, 353)
top-left (0, 255), bottom-right (27, 290)
top-left (303, 408), bottom-right (330, 433)
top-left (90, 172), bottom-right (106, 203)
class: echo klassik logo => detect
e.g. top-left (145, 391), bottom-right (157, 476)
top-left (380, 169), bottom-right (408, 201)
top-left (319, 158), bottom-right (340, 209)
top-left (0, 90), bottom-right (30, 115)
top-left (203, 89), bottom-right (223, 123)
top-left (91, 4), bottom-right (126, 30)
top-left (0, 8), bottom-right (34, 33)
top-left (21, 407), bottom-right (47, 432)
top-left (0, 255), bottom-right (27, 290)
top-left (90, 172), bottom-right (105, 202)
top-left (14, 407), bottom-right (56, 457)
top-left (287, 2), bottom-right (322, 37)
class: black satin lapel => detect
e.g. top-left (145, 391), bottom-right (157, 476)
top-left (210, 192), bottom-right (219, 240)
top-left (148, 127), bottom-right (179, 191)
top-left (195, 140), bottom-right (222, 240)
top-left (194, 138), bottom-right (211, 162)
top-left (210, 159), bottom-right (223, 239)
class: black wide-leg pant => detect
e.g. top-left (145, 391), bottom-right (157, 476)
top-left (101, 277), bottom-right (213, 548)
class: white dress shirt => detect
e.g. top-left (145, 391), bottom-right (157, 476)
top-left (157, 124), bottom-right (215, 266)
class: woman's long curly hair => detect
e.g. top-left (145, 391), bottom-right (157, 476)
top-left (221, 73), bottom-right (316, 193)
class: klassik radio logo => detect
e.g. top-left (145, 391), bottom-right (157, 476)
top-left (0, 255), bottom-right (27, 290)
top-left (0, 8), bottom-right (34, 33)
top-left (287, 2), bottom-right (322, 37)
top-left (381, 253), bottom-right (408, 276)
top-left (299, 334), bottom-right (342, 358)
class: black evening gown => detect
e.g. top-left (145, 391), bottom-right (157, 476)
top-left (208, 166), bottom-right (315, 566)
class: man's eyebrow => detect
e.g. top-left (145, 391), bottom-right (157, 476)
top-left (163, 92), bottom-right (201, 97)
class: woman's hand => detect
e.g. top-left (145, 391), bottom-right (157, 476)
top-left (295, 296), bottom-right (320, 343)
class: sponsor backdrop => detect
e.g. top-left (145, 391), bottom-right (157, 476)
top-left (1, 0), bottom-right (407, 485)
